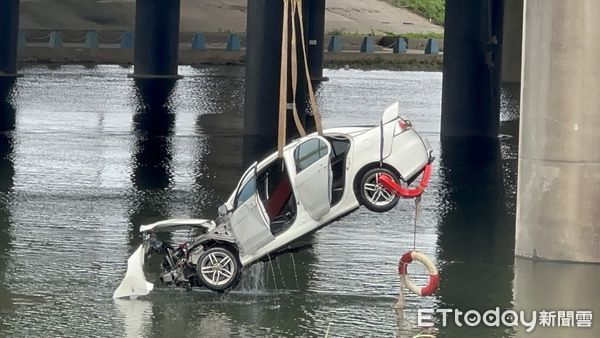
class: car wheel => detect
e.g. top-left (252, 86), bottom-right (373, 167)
top-left (196, 246), bottom-right (241, 292)
top-left (358, 167), bottom-right (401, 213)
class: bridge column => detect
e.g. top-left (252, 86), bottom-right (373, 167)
top-left (131, 0), bottom-right (181, 79)
top-left (0, 0), bottom-right (20, 77)
top-left (441, 0), bottom-right (504, 138)
top-left (244, 0), bottom-right (283, 141)
top-left (501, 0), bottom-right (523, 84)
top-left (516, 0), bottom-right (600, 263)
top-left (307, 0), bottom-right (327, 81)
top-left (243, 0), bottom-right (284, 160)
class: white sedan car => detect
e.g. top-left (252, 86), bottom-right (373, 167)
top-left (114, 102), bottom-right (434, 298)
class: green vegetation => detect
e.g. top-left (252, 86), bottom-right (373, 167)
top-left (401, 31), bottom-right (444, 40)
top-left (391, 0), bottom-right (445, 26)
top-left (328, 29), bottom-right (443, 40)
top-left (380, 30), bottom-right (443, 39)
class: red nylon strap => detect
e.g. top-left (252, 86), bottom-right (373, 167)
top-left (378, 164), bottom-right (432, 198)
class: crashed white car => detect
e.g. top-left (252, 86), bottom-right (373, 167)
top-left (114, 102), bottom-right (434, 298)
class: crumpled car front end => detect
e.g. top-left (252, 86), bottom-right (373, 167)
top-left (113, 218), bottom-right (219, 299)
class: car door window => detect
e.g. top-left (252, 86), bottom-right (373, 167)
top-left (235, 175), bottom-right (256, 208)
top-left (294, 138), bottom-right (329, 173)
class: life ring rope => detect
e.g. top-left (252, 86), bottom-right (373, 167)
top-left (398, 251), bottom-right (439, 297)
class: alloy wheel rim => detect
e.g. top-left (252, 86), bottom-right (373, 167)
top-left (200, 251), bottom-right (235, 286)
top-left (363, 173), bottom-right (396, 206)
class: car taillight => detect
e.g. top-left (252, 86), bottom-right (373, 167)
top-left (395, 120), bottom-right (412, 135)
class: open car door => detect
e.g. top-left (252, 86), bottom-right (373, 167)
top-left (290, 136), bottom-right (332, 220)
top-left (230, 163), bottom-right (275, 255)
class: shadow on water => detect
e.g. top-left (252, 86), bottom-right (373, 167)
top-left (191, 68), bottom-right (245, 218)
top-left (127, 79), bottom-right (177, 245)
top-left (0, 78), bottom-right (17, 331)
top-left (436, 136), bottom-right (516, 337)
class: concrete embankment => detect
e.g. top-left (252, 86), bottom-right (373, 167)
top-left (17, 48), bottom-right (442, 71)
top-left (17, 31), bottom-right (443, 71)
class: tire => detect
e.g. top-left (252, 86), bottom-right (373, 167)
top-left (196, 246), bottom-right (241, 292)
top-left (358, 167), bottom-right (401, 213)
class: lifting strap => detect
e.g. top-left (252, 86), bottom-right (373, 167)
top-left (290, 1), bottom-right (308, 139)
top-left (278, 0), bottom-right (324, 157)
top-left (296, 0), bottom-right (324, 136)
top-left (277, 0), bottom-right (290, 158)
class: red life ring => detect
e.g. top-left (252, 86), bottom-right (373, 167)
top-left (398, 251), bottom-right (439, 297)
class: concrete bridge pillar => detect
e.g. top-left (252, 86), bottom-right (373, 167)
top-left (516, 0), bottom-right (600, 263)
top-left (0, 0), bottom-right (20, 77)
top-left (441, 0), bottom-right (504, 138)
top-left (244, 0), bottom-right (313, 159)
top-left (131, 0), bottom-right (181, 79)
top-left (307, 0), bottom-right (326, 81)
top-left (244, 0), bottom-right (284, 147)
top-left (501, 0), bottom-right (523, 84)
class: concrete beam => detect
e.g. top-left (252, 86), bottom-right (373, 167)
top-left (0, 0), bottom-right (20, 76)
top-left (441, 0), bottom-right (504, 138)
top-left (501, 0), bottom-right (523, 84)
top-left (516, 0), bottom-right (600, 263)
top-left (131, 0), bottom-right (181, 79)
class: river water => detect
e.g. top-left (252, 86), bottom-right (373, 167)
top-left (0, 65), bottom-right (597, 337)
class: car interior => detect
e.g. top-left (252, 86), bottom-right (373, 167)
top-left (326, 136), bottom-right (351, 206)
top-left (257, 158), bottom-right (297, 236)
top-left (256, 136), bottom-right (350, 236)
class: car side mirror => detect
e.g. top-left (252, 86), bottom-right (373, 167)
top-left (218, 204), bottom-right (229, 216)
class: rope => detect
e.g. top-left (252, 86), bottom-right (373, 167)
top-left (290, 1), bottom-right (307, 137)
top-left (278, 0), bottom-right (326, 157)
top-left (413, 196), bottom-right (421, 251)
top-left (296, 0), bottom-right (323, 136)
top-left (277, 0), bottom-right (290, 157)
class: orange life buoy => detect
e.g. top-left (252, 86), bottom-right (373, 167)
top-left (398, 251), bottom-right (439, 297)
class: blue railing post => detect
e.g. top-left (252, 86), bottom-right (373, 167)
top-left (226, 33), bottom-right (241, 51)
top-left (84, 31), bottom-right (99, 49)
top-left (49, 31), bottom-right (63, 48)
top-left (393, 37), bottom-right (408, 54)
top-left (18, 31), bottom-right (26, 49)
top-left (360, 36), bottom-right (374, 53)
top-left (121, 32), bottom-right (134, 49)
top-left (425, 38), bottom-right (439, 54)
top-left (192, 33), bottom-right (206, 50)
top-left (327, 35), bottom-right (343, 52)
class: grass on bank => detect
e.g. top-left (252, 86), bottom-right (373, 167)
top-left (390, 0), bottom-right (446, 26)
top-left (327, 28), bottom-right (443, 40)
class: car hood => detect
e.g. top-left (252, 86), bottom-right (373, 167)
top-left (139, 218), bottom-right (216, 233)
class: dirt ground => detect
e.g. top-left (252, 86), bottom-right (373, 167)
top-left (19, 0), bottom-right (442, 34)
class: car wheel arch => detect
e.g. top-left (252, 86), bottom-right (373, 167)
top-left (195, 240), bottom-right (240, 262)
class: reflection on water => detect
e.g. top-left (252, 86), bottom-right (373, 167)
top-left (0, 66), bottom-right (597, 337)
top-left (114, 299), bottom-right (153, 338)
top-left (0, 78), bottom-right (16, 333)
top-left (128, 79), bottom-right (177, 244)
top-left (436, 137), bottom-right (516, 337)
top-left (513, 258), bottom-right (600, 338)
